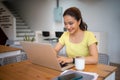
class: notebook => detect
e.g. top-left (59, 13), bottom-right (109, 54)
top-left (53, 70), bottom-right (98, 80)
top-left (20, 41), bottom-right (74, 71)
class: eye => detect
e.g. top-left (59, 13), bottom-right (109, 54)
top-left (64, 22), bottom-right (67, 25)
top-left (69, 22), bottom-right (73, 25)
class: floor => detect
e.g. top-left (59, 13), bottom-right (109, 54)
top-left (110, 63), bottom-right (120, 80)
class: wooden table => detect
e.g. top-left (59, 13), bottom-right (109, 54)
top-left (0, 45), bottom-right (21, 53)
top-left (0, 60), bottom-right (117, 80)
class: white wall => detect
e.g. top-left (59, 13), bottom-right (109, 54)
top-left (13, 0), bottom-right (120, 64)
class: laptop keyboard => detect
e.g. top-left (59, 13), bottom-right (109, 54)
top-left (60, 63), bottom-right (68, 67)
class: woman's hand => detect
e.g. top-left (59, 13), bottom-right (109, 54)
top-left (57, 56), bottom-right (73, 64)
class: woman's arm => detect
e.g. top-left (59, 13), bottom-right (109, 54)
top-left (85, 43), bottom-right (98, 64)
top-left (54, 42), bottom-right (73, 64)
top-left (54, 42), bottom-right (64, 55)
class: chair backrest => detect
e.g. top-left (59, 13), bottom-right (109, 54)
top-left (2, 55), bottom-right (17, 65)
top-left (55, 31), bottom-right (63, 38)
top-left (42, 31), bottom-right (50, 37)
top-left (5, 40), bottom-right (14, 46)
top-left (98, 53), bottom-right (109, 65)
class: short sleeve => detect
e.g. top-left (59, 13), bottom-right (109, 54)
top-left (58, 32), bottom-right (66, 45)
top-left (87, 32), bottom-right (98, 46)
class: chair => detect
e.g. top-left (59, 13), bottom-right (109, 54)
top-left (42, 31), bottom-right (50, 37)
top-left (0, 58), bottom-right (4, 66)
top-left (1, 53), bottom-right (27, 66)
top-left (2, 55), bottom-right (18, 65)
top-left (5, 39), bottom-right (14, 46)
top-left (20, 52), bottom-right (27, 61)
top-left (55, 31), bottom-right (63, 38)
top-left (98, 53), bottom-right (109, 65)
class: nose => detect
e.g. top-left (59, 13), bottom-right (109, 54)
top-left (65, 25), bottom-right (71, 30)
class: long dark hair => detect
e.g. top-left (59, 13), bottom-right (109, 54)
top-left (63, 7), bottom-right (87, 31)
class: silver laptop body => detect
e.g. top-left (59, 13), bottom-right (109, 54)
top-left (20, 41), bottom-right (74, 71)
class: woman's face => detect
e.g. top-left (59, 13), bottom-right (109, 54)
top-left (64, 15), bottom-right (80, 34)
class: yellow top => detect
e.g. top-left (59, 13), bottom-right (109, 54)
top-left (59, 31), bottom-right (98, 58)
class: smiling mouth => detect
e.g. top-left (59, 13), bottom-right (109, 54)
top-left (68, 29), bottom-right (73, 32)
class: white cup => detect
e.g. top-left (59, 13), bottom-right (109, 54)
top-left (75, 56), bottom-right (85, 70)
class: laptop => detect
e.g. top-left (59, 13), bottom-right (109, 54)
top-left (20, 41), bottom-right (74, 71)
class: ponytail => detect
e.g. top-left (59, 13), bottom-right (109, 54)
top-left (80, 19), bottom-right (87, 31)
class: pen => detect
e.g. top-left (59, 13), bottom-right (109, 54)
top-left (71, 76), bottom-right (83, 80)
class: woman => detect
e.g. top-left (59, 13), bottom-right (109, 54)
top-left (54, 7), bottom-right (98, 65)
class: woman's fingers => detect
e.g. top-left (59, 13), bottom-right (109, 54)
top-left (57, 56), bottom-right (66, 64)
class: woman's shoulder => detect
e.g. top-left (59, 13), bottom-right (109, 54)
top-left (63, 31), bottom-right (69, 36)
top-left (85, 31), bottom-right (94, 36)
top-left (85, 31), bottom-right (93, 34)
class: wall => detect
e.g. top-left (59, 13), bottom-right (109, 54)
top-left (13, 0), bottom-right (120, 64)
